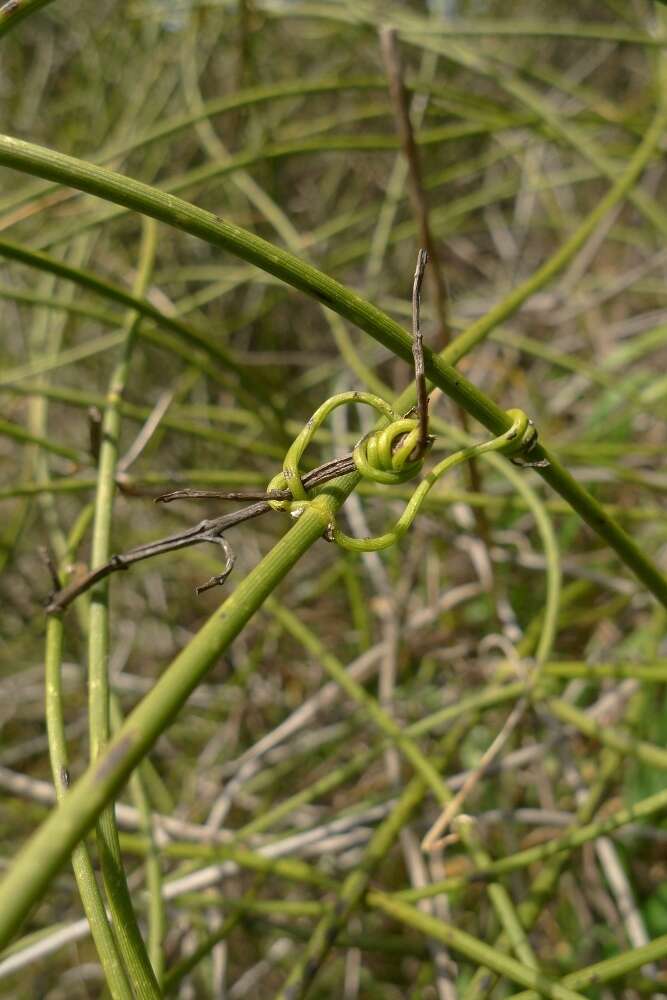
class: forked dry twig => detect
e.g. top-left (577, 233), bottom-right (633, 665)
top-left (45, 252), bottom-right (433, 614)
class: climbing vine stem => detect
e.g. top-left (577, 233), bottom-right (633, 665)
top-left (268, 394), bottom-right (537, 553)
top-left (0, 133), bottom-right (664, 601)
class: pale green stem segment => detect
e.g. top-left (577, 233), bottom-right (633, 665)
top-left (113, 698), bottom-right (166, 985)
top-left (45, 616), bottom-right (134, 1000)
top-left (440, 84), bottom-right (667, 365)
top-left (266, 598), bottom-right (451, 806)
top-left (397, 782), bottom-right (667, 902)
top-left (273, 722), bottom-right (469, 1000)
top-left (0, 0), bottom-right (56, 38)
top-left (0, 483), bottom-right (348, 950)
top-left (456, 815), bottom-right (538, 972)
top-left (368, 891), bottom-right (592, 1000)
top-left (87, 219), bottom-right (161, 998)
top-left (268, 397), bottom-right (537, 552)
top-left (508, 930), bottom-right (667, 998)
top-left (0, 132), bottom-right (664, 603)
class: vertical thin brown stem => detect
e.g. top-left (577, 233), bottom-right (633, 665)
top-left (381, 24), bottom-right (495, 608)
top-left (380, 25), bottom-right (450, 347)
top-left (412, 248), bottom-right (430, 456)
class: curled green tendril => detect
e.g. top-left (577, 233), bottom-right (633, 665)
top-left (353, 417), bottom-right (424, 485)
top-left (267, 391), bottom-right (413, 511)
top-left (268, 395), bottom-right (537, 552)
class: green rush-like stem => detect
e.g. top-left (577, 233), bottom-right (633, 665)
top-left (0, 0), bottom-right (57, 38)
top-left (463, 716), bottom-right (645, 1000)
top-left (0, 136), bottom-right (664, 600)
top-left (0, 465), bottom-right (660, 525)
top-left (174, 895), bottom-right (325, 919)
top-left (0, 415), bottom-right (84, 464)
top-left (44, 615), bottom-right (134, 1000)
top-left (398, 18), bottom-right (667, 242)
top-left (0, 77), bottom-right (389, 216)
top-left (545, 696), bottom-right (667, 771)
top-left (368, 892), bottom-right (592, 1000)
top-left (455, 814), bottom-right (538, 972)
top-left (0, 329), bottom-right (126, 386)
top-left (162, 880), bottom-right (265, 993)
top-left (542, 661), bottom-right (667, 682)
top-left (439, 66), bottom-right (667, 365)
top-left (0, 238), bottom-right (276, 419)
top-left (396, 782), bottom-right (667, 903)
top-left (29, 123), bottom-right (507, 253)
top-left (235, 675), bottom-right (532, 842)
top-left (508, 721), bottom-right (647, 978)
top-left (178, 29), bottom-right (392, 403)
top-left (403, 18), bottom-right (666, 45)
top-left (265, 598), bottom-right (452, 805)
top-left (111, 697), bottom-right (165, 986)
top-left (119, 834), bottom-right (336, 891)
top-left (257, 4), bottom-right (665, 47)
top-left (0, 483), bottom-right (351, 948)
top-left (507, 932), bottom-right (667, 998)
top-left (0, 469), bottom-right (268, 501)
top-left (87, 218), bottom-right (160, 999)
top-left (230, 746), bottom-right (378, 839)
top-left (0, 137), bottom-right (615, 427)
top-left (0, 283), bottom-right (124, 324)
top-left (273, 722), bottom-right (468, 1000)
top-left (424, 414), bottom-right (561, 664)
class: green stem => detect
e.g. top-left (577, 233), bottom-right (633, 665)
top-left (546, 696), bottom-right (667, 771)
top-left (120, 834), bottom-right (335, 891)
top-left (44, 615), bottom-right (134, 1000)
top-left (0, 77), bottom-right (388, 215)
top-left (507, 936), bottom-right (667, 997)
top-left (0, 415), bottom-right (83, 463)
top-left (0, 133), bottom-right (662, 604)
top-left (87, 218), bottom-right (160, 999)
top-left (396, 783), bottom-right (667, 902)
top-left (0, 482), bottom-right (348, 948)
top-left (0, 238), bottom-right (275, 418)
top-left (368, 892), bottom-right (592, 1000)
top-left (266, 598), bottom-right (452, 805)
top-left (112, 697), bottom-right (166, 986)
top-left (163, 879), bottom-right (264, 993)
top-left (274, 721), bottom-right (468, 1000)
top-left (455, 814), bottom-right (538, 972)
top-left (542, 661), bottom-right (667, 681)
top-left (439, 70), bottom-right (667, 363)
top-left (0, 0), bottom-right (57, 38)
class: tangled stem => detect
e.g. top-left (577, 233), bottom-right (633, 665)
top-left (267, 396), bottom-right (538, 552)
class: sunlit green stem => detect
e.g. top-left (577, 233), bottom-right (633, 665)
top-left (87, 218), bottom-right (160, 998)
top-left (45, 616), bottom-right (133, 1000)
top-left (0, 132), bottom-right (664, 602)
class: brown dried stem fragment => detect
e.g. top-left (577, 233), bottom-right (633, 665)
top-left (44, 457), bottom-right (360, 614)
top-left (412, 247), bottom-right (430, 459)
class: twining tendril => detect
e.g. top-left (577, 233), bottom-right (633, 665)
top-left (266, 395), bottom-right (538, 552)
top-left (43, 251), bottom-right (542, 612)
top-left (266, 391), bottom-right (424, 513)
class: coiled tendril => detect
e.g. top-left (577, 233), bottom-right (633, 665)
top-left (266, 392), bottom-right (538, 553)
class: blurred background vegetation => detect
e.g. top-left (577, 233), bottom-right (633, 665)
top-left (1, 0), bottom-right (666, 997)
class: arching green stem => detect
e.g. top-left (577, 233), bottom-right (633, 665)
top-left (0, 132), bottom-right (662, 603)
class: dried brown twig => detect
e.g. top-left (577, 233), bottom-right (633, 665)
top-left (44, 457), bottom-right (356, 614)
top-left (45, 252), bottom-right (433, 615)
top-left (412, 247), bottom-right (430, 458)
